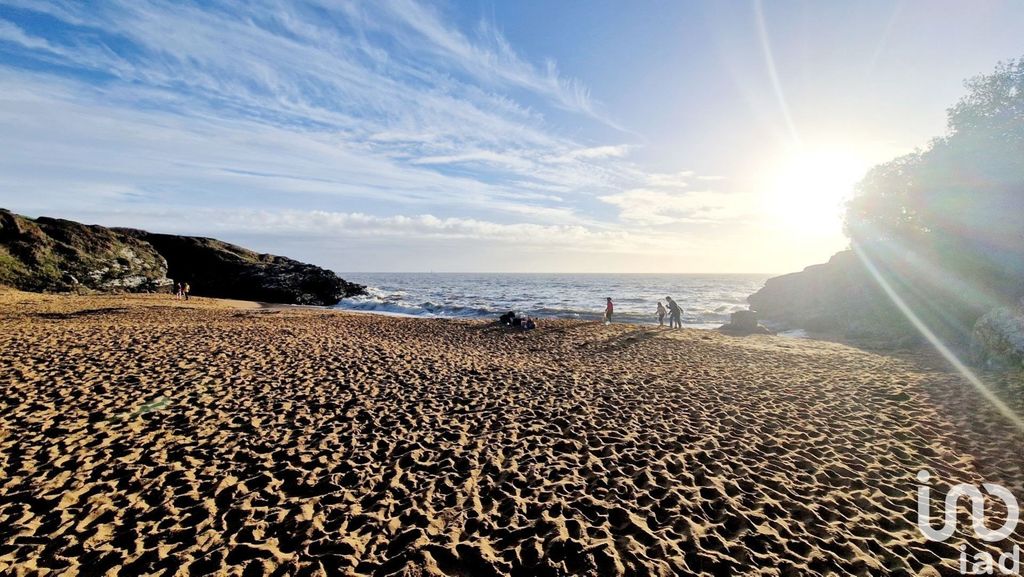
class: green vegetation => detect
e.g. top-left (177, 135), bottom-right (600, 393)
top-left (0, 210), bottom-right (170, 292)
top-left (845, 57), bottom-right (1024, 344)
top-left (0, 246), bottom-right (30, 287)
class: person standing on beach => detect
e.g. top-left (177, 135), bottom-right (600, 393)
top-left (604, 297), bottom-right (614, 324)
top-left (666, 296), bottom-right (683, 329)
top-left (183, 282), bottom-right (191, 301)
top-left (656, 301), bottom-right (667, 326)
top-left (174, 282), bottom-right (182, 299)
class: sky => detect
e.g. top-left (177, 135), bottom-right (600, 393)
top-left (0, 1), bottom-right (1022, 273)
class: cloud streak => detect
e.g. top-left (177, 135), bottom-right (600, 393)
top-left (599, 188), bottom-right (755, 225)
top-left (0, 0), bottom-right (740, 270)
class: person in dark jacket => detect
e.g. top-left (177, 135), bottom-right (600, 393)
top-left (666, 296), bottom-right (683, 329)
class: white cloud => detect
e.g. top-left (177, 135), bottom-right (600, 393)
top-left (60, 206), bottom-right (677, 255)
top-left (368, 0), bottom-right (601, 119)
top-left (0, 2), bottom-right (647, 213)
top-left (0, 69), bottom-right (589, 224)
top-left (0, 19), bottom-right (56, 51)
top-left (410, 150), bottom-right (536, 172)
top-left (560, 145), bottom-right (633, 161)
top-left (646, 171), bottom-right (696, 188)
top-left (599, 188), bottom-right (754, 225)
top-left (0, 1), bottom-right (759, 271)
top-left (229, 210), bottom-right (614, 243)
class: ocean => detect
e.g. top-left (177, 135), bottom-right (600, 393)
top-left (334, 273), bottom-right (772, 328)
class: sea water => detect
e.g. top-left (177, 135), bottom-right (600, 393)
top-left (334, 273), bottom-right (772, 328)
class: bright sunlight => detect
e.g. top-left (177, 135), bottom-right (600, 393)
top-left (764, 146), bottom-right (874, 234)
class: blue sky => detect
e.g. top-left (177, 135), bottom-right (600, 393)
top-left (1, 1), bottom-right (1022, 272)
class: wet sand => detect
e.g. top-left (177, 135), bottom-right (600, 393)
top-left (1, 290), bottom-right (1023, 576)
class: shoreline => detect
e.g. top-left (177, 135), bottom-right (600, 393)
top-left (333, 304), bottom-right (733, 331)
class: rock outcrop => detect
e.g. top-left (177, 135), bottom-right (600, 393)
top-left (126, 232), bottom-right (365, 306)
top-left (0, 210), bottom-right (170, 292)
top-left (0, 209), bottom-right (364, 306)
top-left (747, 250), bottom-right (913, 342)
top-left (749, 249), bottom-right (1024, 370)
top-left (971, 303), bottom-right (1024, 370)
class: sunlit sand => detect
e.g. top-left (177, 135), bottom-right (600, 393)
top-left (2, 290), bottom-right (1022, 575)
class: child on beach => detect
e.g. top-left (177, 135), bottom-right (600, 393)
top-left (604, 297), bottom-right (614, 324)
top-left (656, 302), bottom-right (666, 326)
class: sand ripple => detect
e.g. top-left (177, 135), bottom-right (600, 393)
top-left (1, 291), bottom-right (1023, 576)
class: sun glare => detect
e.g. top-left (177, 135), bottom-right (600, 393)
top-left (765, 148), bottom-right (869, 234)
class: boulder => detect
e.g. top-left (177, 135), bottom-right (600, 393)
top-left (729, 310), bottom-right (759, 331)
top-left (718, 309), bottom-right (773, 335)
top-left (971, 304), bottom-right (1024, 370)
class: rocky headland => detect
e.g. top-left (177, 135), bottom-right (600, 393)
top-left (0, 209), bottom-right (364, 306)
top-left (749, 249), bottom-right (1024, 369)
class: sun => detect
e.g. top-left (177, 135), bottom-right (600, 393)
top-left (764, 147), bottom-right (870, 234)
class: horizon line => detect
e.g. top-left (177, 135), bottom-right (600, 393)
top-left (337, 271), bottom-right (781, 276)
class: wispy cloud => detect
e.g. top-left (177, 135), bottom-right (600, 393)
top-left (560, 145), bottom-right (634, 161)
top-left (216, 209), bottom-right (653, 250)
top-left (0, 19), bottom-right (55, 51)
top-left (366, 0), bottom-right (601, 119)
top-left (646, 171), bottom-right (696, 188)
top-left (0, 0), bottom-right (741, 270)
top-left (599, 188), bottom-right (754, 225)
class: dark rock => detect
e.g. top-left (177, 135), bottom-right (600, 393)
top-left (0, 209), bottom-right (169, 292)
top-left (122, 231), bottom-right (364, 305)
top-left (747, 250), bottom-right (911, 341)
top-left (0, 209), bottom-right (364, 306)
top-left (729, 309), bottom-right (759, 330)
top-left (717, 309), bottom-right (773, 335)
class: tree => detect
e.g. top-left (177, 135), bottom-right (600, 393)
top-left (844, 57), bottom-right (1024, 343)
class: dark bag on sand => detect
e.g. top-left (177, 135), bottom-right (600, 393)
top-left (500, 311), bottom-right (515, 326)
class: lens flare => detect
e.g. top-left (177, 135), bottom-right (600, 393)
top-left (853, 242), bottom-right (1024, 433)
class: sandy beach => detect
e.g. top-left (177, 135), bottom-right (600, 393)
top-left (2, 290), bottom-right (1023, 576)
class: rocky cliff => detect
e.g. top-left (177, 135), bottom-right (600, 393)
top-left (0, 210), bottom-right (170, 292)
top-left (122, 231), bottom-right (365, 306)
top-left (749, 249), bottom-right (1024, 368)
top-left (0, 209), bottom-right (364, 306)
top-left (747, 250), bottom-right (914, 344)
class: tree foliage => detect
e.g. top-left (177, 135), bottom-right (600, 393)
top-left (846, 57), bottom-right (1024, 307)
top-left (842, 58), bottom-right (1024, 346)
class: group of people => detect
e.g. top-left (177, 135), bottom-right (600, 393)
top-left (502, 296), bottom-right (685, 330)
top-left (657, 296), bottom-right (684, 328)
top-left (499, 310), bottom-right (536, 330)
top-left (604, 296), bottom-right (684, 328)
top-left (173, 281), bottom-right (191, 300)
